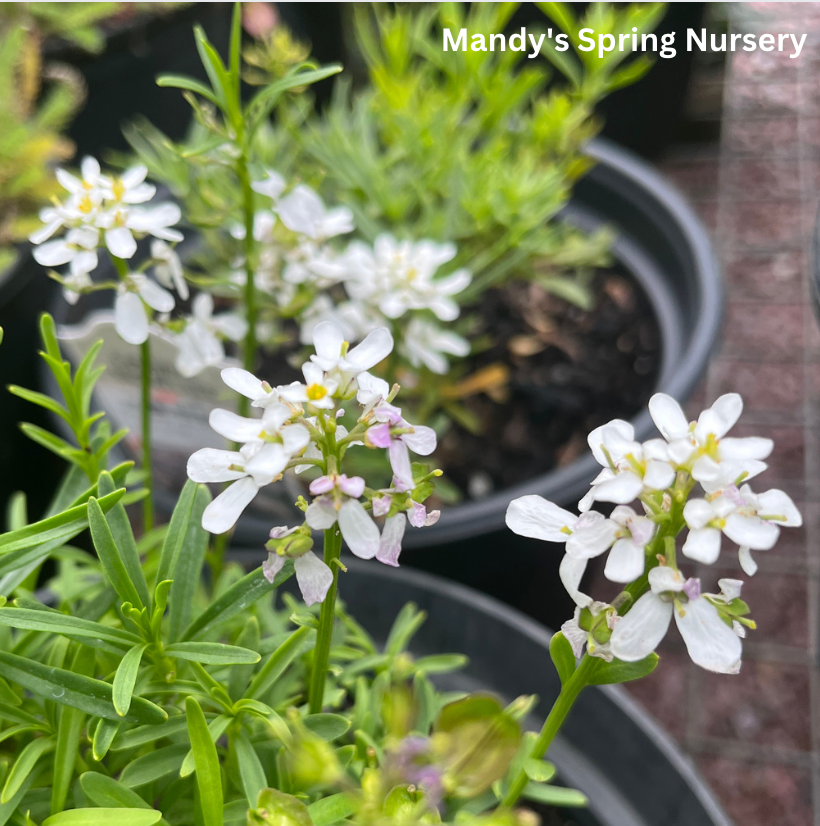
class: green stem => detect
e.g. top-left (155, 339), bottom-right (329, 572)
top-left (502, 654), bottom-right (596, 808)
top-left (141, 338), bottom-right (153, 533)
top-left (237, 152), bottom-right (257, 419)
top-left (308, 527), bottom-right (343, 713)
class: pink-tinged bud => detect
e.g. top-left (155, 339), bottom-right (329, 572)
top-left (683, 577), bottom-right (701, 601)
top-left (269, 525), bottom-right (297, 539)
top-left (309, 475), bottom-right (335, 495)
top-left (338, 474), bottom-right (365, 498)
top-left (373, 401), bottom-right (403, 425)
top-left (242, 2), bottom-right (278, 38)
top-left (424, 509), bottom-right (441, 527)
top-left (372, 495), bottom-right (391, 518)
top-left (408, 501), bottom-right (428, 528)
top-left (367, 423), bottom-right (392, 449)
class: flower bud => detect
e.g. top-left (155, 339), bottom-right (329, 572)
top-left (248, 789), bottom-right (313, 826)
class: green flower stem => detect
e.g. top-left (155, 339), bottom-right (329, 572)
top-left (237, 153), bottom-right (257, 419)
top-left (502, 654), bottom-right (596, 808)
top-left (141, 337), bottom-right (153, 532)
top-left (308, 526), bottom-right (343, 714)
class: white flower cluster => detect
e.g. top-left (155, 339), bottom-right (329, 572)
top-left (506, 393), bottom-right (801, 674)
top-left (187, 321), bottom-right (440, 606)
top-left (247, 169), bottom-right (473, 376)
top-left (30, 156), bottom-right (247, 371)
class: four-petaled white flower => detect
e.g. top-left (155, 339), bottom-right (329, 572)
top-left (173, 293), bottom-right (248, 378)
top-left (401, 317), bottom-right (470, 375)
top-left (580, 418), bottom-right (675, 511)
top-left (278, 362), bottom-right (338, 410)
top-left (649, 393), bottom-right (773, 485)
top-left (114, 274), bottom-right (175, 345)
top-left (610, 568), bottom-right (743, 674)
top-left (367, 402), bottom-right (437, 490)
top-left (277, 185), bottom-right (354, 241)
top-left (683, 484), bottom-right (801, 573)
top-left (310, 321), bottom-right (393, 392)
top-left (344, 234), bottom-right (471, 322)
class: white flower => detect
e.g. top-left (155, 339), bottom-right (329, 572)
top-left (283, 241), bottom-right (349, 289)
top-left (221, 368), bottom-right (280, 409)
top-left (251, 169), bottom-right (287, 201)
top-left (344, 234), bottom-right (471, 322)
top-left (278, 362), bottom-right (338, 410)
top-left (114, 274), bottom-right (175, 345)
top-left (561, 602), bottom-right (617, 661)
top-left (188, 405), bottom-right (310, 534)
top-left (506, 496), bottom-right (655, 604)
top-left (648, 393), bottom-right (773, 484)
top-left (276, 185), bottom-right (354, 240)
top-left (305, 474), bottom-right (406, 564)
top-left (367, 403), bottom-right (437, 490)
top-left (683, 485), bottom-right (801, 573)
top-left (34, 227), bottom-right (100, 301)
top-left (310, 321), bottom-right (393, 381)
top-left (152, 240), bottom-right (188, 299)
top-left (101, 164), bottom-right (156, 205)
top-left (356, 372), bottom-right (390, 408)
top-left (580, 419), bottom-right (675, 512)
top-left (609, 568), bottom-right (743, 674)
top-left (401, 318), bottom-right (470, 375)
top-left (298, 296), bottom-right (380, 346)
top-left (173, 293), bottom-right (247, 378)
top-left (262, 526), bottom-right (332, 607)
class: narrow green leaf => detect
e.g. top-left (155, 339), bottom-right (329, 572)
top-left (385, 603), bottom-right (426, 656)
top-left (168, 485), bottom-right (210, 641)
top-left (308, 793), bottom-right (356, 826)
top-left (180, 714), bottom-right (230, 778)
top-left (523, 758), bottom-right (557, 783)
top-left (0, 651), bottom-right (166, 724)
top-left (549, 632), bottom-right (577, 685)
top-left (97, 472), bottom-right (150, 609)
top-left (114, 644), bottom-right (148, 717)
top-left (155, 74), bottom-right (219, 105)
top-left (1, 736), bottom-right (53, 803)
top-left (0, 607), bottom-right (140, 647)
top-left (413, 654), bottom-right (468, 675)
top-left (587, 653), bottom-right (659, 685)
top-left (80, 772), bottom-right (151, 809)
top-left (521, 782), bottom-right (587, 808)
top-left (229, 615), bottom-right (259, 700)
top-left (52, 646), bottom-right (94, 814)
top-left (165, 642), bottom-right (260, 665)
top-left (156, 480), bottom-right (197, 587)
top-left (182, 563), bottom-right (293, 642)
top-left (87, 497), bottom-right (144, 608)
top-left (42, 810), bottom-right (161, 826)
top-left (0, 701), bottom-right (45, 728)
top-left (0, 489), bottom-right (124, 556)
top-left (186, 697), bottom-right (223, 826)
top-left (303, 714), bottom-right (351, 742)
top-left (109, 715), bottom-right (189, 751)
top-left (246, 625), bottom-right (312, 700)
top-left (234, 728), bottom-right (266, 808)
top-left (92, 718), bottom-right (120, 762)
top-left (119, 744), bottom-right (188, 788)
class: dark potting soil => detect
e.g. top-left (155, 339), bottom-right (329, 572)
top-left (434, 267), bottom-right (660, 500)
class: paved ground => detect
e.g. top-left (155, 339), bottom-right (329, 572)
top-left (611, 4), bottom-right (820, 824)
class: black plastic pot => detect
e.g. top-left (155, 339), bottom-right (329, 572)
top-left (232, 556), bottom-right (733, 826)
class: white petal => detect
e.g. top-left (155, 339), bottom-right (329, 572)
top-left (33, 240), bottom-right (73, 267)
top-left (723, 513), bottom-right (780, 550)
top-left (682, 527), bottom-right (722, 564)
top-left (643, 459), bottom-right (676, 491)
top-left (609, 593), bottom-right (673, 662)
top-left (294, 552), bottom-right (334, 606)
top-left (675, 598), bottom-right (742, 674)
top-left (376, 514), bottom-right (407, 567)
top-left (115, 291), bottom-right (148, 345)
top-left (305, 499), bottom-right (337, 531)
top-left (648, 393), bottom-right (689, 440)
top-left (559, 553), bottom-right (591, 608)
top-left (756, 489), bottom-right (802, 527)
top-left (222, 368), bottom-right (269, 402)
top-left (388, 440), bottom-right (415, 490)
top-left (106, 226), bottom-right (137, 259)
top-left (209, 408), bottom-right (263, 443)
top-left (667, 438), bottom-right (695, 466)
top-left (591, 471), bottom-right (643, 505)
top-left (505, 495), bottom-right (576, 542)
top-left (245, 443), bottom-right (289, 486)
top-left (343, 327), bottom-right (394, 372)
top-left (708, 393), bottom-right (743, 437)
top-left (338, 499), bottom-right (381, 559)
top-left (648, 565), bottom-right (685, 594)
top-left (187, 448), bottom-right (246, 483)
top-left (738, 546), bottom-right (758, 576)
top-left (402, 425), bottom-right (436, 456)
top-left (719, 437), bottom-right (774, 462)
top-left (262, 553), bottom-right (285, 584)
top-left (691, 455), bottom-right (722, 484)
top-left (138, 279), bottom-right (175, 312)
top-left (683, 498), bottom-right (715, 530)
top-left (566, 517), bottom-right (618, 559)
top-left (312, 321), bottom-right (344, 364)
top-left (604, 538), bottom-right (645, 583)
top-left (587, 419), bottom-right (633, 466)
top-left (282, 424), bottom-right (310, 455)
top-left (718, 578), bottom-right (744, 601)
top-left (201, 476), bottom-right (259, 534)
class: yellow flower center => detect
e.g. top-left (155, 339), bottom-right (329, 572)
top-left (78, 195), bottom-right (93, 214)
top-left (112, 179), bottom-right (126, 201)
top-left (307, 383), bottom-right (327, 401)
